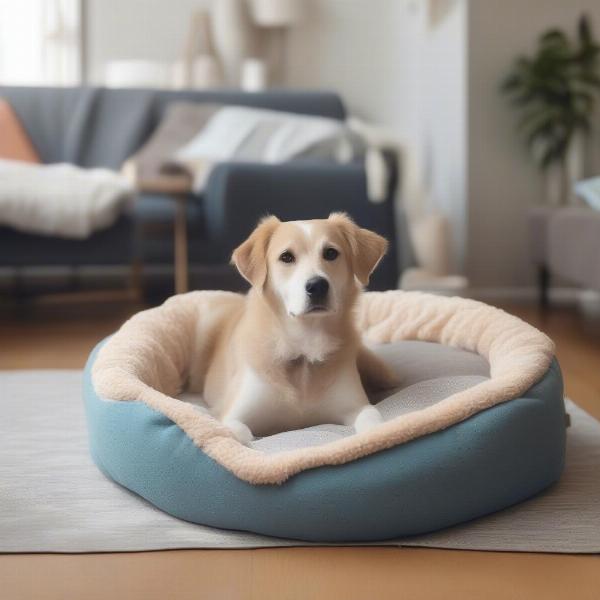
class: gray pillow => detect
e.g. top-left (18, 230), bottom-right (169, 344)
top-left (123, 102), bottom-right (222, 182)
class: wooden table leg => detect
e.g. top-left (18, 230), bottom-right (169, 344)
top-left (173, 195), bottom-right (189, 294)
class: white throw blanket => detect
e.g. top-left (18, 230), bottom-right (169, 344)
top-left (0, 160), bottom-right (134, 239)
top-left (169, 107), bottom-right (424, 209)
top-left (172, 106), bottom-right (365, 193)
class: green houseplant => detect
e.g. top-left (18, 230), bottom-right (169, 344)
top-left (502, 15), bottom-right (600, 204)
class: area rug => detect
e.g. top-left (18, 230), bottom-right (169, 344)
top-left (1, 371), bottom-right (599, 553)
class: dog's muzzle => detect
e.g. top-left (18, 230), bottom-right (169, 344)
top-left (305, 276), bottom-right (329, 312)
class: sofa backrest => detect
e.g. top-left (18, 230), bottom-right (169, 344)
top-left (0, 87), bottom-right (346, 169)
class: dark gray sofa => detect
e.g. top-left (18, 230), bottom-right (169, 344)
top-left (0, 86), bottom-right (400, 291)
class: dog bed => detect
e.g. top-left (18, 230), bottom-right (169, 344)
top-left (85, 291), bottom-right (566, 542)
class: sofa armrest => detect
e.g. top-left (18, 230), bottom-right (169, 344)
top-left (203, 161), bottom-right (400, 290)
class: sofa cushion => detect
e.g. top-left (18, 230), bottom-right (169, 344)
top-left (0, 87), bottom-right (157, 166)
top-left (0, 99), bottom-right (40, 163)
top-left (0, 87), bottom-right (85, 163)
top-left (0, 87), bottom-right (346, 169)
top-left (152, 89), bottom-right (346, 122)
top-left (73, 89), bottom-right (157, 169)
top-left (133, 193), bottom-right (204, 225)
top-left (0, 215), bottom-right (133, 267)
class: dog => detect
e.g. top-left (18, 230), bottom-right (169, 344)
top-left (193, 212), bottom-right (398, 443)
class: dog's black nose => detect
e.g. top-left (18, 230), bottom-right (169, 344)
top-left (305, 276), bottom-right (329, 299)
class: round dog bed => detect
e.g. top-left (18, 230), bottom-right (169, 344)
top-left (84, 291), bottom-right (566, 542)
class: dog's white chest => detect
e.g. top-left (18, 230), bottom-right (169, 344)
top-left (222, 361), bottom-right (368, 437)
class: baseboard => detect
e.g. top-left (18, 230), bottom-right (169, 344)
top-left (466, 286), bottom-right (585, 305)
top-left (0, 268), bottom-right (594, 309)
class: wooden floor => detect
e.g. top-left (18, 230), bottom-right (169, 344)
top-left (502, 303), bottom-right (600, 420)
top-left (1, 297), bottom-right (599, 600)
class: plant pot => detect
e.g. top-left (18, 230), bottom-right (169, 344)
top-left (566, 132), bottom-right (585, 204)
top-left (543, 162), bottom-right (566, 206)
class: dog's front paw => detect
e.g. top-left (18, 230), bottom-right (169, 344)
top-left (224, 419), bottom-right (255, 445)
top-left (353, 405), bottom-right (383, 433)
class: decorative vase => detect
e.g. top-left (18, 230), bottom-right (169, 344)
top-left (543, 133), bottom-right (586, 206)
top-left (241, 58), bottom-right (267, 91)
top-left (172, 56), bottom-right (223, 89)
top-left (543, 162), bottom-right (566, 206)
top-left (177, 9), bottom-right (224, 89)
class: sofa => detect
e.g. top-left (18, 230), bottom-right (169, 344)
top-left (0, 86), bottom-right (400, 292)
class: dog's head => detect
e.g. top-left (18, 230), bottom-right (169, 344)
top-left (231, 213), bottom-right (387, 318)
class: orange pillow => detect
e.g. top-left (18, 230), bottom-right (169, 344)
top-left (0, 99), bottom-right (40, 163)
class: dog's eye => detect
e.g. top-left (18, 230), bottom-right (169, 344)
top-left (279, 251), bottom-right (295, 264)
top-left (323, 247), bottom-right (339, 261)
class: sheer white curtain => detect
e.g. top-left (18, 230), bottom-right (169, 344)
top-left (0, 0), bottom-right (82, 85)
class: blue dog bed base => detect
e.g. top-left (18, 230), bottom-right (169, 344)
top-left (84, 292), bottom-right (566, 542)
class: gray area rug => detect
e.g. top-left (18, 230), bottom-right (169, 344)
top-left (1, 370), bottom-right (599, 554)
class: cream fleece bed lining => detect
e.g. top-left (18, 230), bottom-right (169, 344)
top-left (179, 343), bottom-right (490, 454)
top-left (92, 290), bottom-right (555, 485)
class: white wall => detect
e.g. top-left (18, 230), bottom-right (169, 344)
top-left (286, 0), bottom-right (421, 137)
top-left (419, 0), bottom-right (467, 270)
top-left (85, 0), bottom-right (211, 84)
top-left (286, 0), bottom-right (468, 270)
top-left (467, 0), bottom-right (600, 289)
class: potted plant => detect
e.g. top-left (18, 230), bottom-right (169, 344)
top-left (502, 15), bottom-right (600, 205)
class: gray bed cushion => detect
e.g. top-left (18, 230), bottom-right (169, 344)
top-left (181, 340), bottom-right (490, 454)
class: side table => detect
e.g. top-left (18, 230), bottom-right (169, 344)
top-left (136, 174), bottom-right (192, 295)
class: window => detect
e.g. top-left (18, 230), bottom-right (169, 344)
top-left (0, 0), bottom-right (82, 85)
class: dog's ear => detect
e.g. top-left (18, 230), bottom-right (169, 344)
top-left (328, 212), bottom-right (388, 286)
top-left (231, 216), bottom-right (280, 287)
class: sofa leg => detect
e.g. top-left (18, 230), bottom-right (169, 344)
top-left (538, 265), bottom-right (550, 309)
